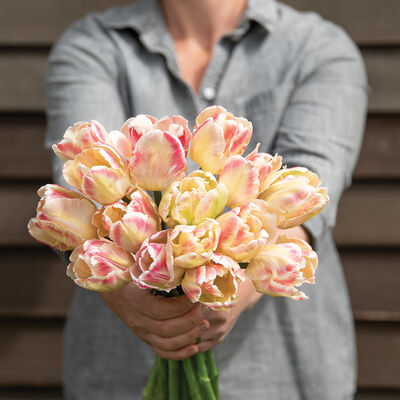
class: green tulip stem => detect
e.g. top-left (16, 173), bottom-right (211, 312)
top-left (183, 357), bottom-right (203, 400)
top-left (142, 355), bottom-right (159, 400)
top-left (168, 359), bottom-right (180, 399)
top-left (154, 356), bottom-right (168, 400)
top-left (194, 352), bottom-right (217, 400)
top-left (205, 350), bottom-right (219, 399)
top-left (180, 360), bottom-right (190, 399)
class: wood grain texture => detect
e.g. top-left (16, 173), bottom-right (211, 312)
top-left (357, 322), bottom-right (400, 389)
top-left (341, 250), bottom-right (400, 322)
top-left (354, 115), bottom-right (400, 179)
top-left (355, 390), bottom-right (400, 400)
top-left (1, 321), bottom-right (398, 387)
top-left (0, 183), bottom-right (44, 247)
top-left (333, 183), bottom-right (400, 247)
top-left (1, 49), bottom-right (400, 112)
top-left (0, 249), bottom-right (73, 318)
top-left (0, 114), bottom-right (51, 179)
top-left (282, 0), bottom-right (400, 45)
top-left (0, 321), bottom-right (63, 386)
top-left (363, 48), bottom-right (400, 113)
top-left (2, 114), bottom-right (400, 180)
top-left (0, 52), bottom-right (46, 112)
top-left (0, 389), bottom-right (63, 400)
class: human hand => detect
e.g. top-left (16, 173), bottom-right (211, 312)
top-left (195, 276), bottom-right (262, 353)
top-left (100, 282), bottom-right (210, 360)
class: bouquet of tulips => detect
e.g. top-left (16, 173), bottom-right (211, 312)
top-left (28, 106), bottom-right (328, 399)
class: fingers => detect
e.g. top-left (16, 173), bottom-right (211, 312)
top-left (144, 304), bottom-right (208, 338)
top-left (145, 319), bottom-right (209, 352)
top-left (152, 343), bottom-right (200, 361)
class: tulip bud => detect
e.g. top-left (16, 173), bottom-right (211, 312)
top-left (52, 120), bottom-right (110, 161)
top-left (245, 235), bottom-right (318, 300)
top-left (190, 106), bottom-right (252, 174)
top-left (63, 144), bottom-right (132, 205)
top-left (159, 170), bottom-right (228, 227)
top-left (130, 230), bottom-right (184, 291)
top-left (169, 219), bottom-right (221, 269)
top-left (67, 239), bottom-right (133, 291)
top-left (92, 189), bottom-right (160, 253)
top-left (259, 167), bottom-right (328, 229)
top-left (28, 184), bottom-right (97, 251)
top-left (181, 254), bottom-right (245, 310)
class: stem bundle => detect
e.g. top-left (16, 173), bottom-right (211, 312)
top-left (142, 351), bottom-right (220, 399)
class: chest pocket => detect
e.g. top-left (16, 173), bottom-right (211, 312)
top-left (223, 85), bottom-right (294, 156)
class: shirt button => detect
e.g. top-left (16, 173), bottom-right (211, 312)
top-left (203, 86), bottom-right (216, 101)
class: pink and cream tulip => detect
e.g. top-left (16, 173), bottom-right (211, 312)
top-left (245, 236), bottom-right (318, 300)
top-left (153, 115), bottom-right (191, 156)
top-left (92, 189), bottom-right (160, 253)
top-left (216, 203), bottom-right (269, 262)
top-left (219, 147), bottom-right (282, 207)
top-left (121, 114), bottom-right (191, 154)
top-left (52, 120), bottom-right (110, 161)
top-left (276, 235), bottom-right (318, 284)
top-left (27, 184), bottom-right (97, 251)
top-left (181, 254), bottom-right (245, 310)
top-left (159, 170), bottom-right (228, 227)
top-left (62, 144), bottom-right (132, 205)
top-left (259, 167), bottom-right (328, 229)
top-left (67, 239), bottom-right (133, 291)
top-left (190, 106), bottom-right (252, 174)
top-left (169, 219), bottom-right (221, 269)
top-left (245, 145), bottom-right (282, 193)
top-left (129, 130), bottom-right (186, 191)
top-left (130, 230), bottom-right (184, 291)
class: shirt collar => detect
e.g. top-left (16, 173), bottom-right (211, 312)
top-left (102, 0), bottom-right (278, 34)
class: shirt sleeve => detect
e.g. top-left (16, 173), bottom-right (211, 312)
top-left (45, 14), bottom-right (128, 186)
top-left (271, 21), bottom-right (368, 239)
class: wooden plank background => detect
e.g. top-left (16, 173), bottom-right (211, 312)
top-left (1, 0), bottom-right (399, 398)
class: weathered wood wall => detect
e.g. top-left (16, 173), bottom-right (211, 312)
top-left (1, 0), bottom-right (399, 398)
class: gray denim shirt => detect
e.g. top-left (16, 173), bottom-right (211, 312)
top-left (45, 0), bottom-right (368, 398)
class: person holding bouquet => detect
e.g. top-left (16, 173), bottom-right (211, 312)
top-left (44, 0), bottom-right (367, 398)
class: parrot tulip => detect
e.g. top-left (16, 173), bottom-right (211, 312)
top-left (67, 239), bottom-right (133, 291)
top-left (28, 184), bottom-right (97, 251)
top-left (169, 219), bottom-right (221, 269)
top-left (216, 202), bottom-right (269, 262)
top-left (159, 170), bottom-right (228, 227)
top-left (259, 167), bottom-right (328, 229)
top-left (52, 120), bottom-right (110, 161)
top-left (245, 235), bottom-right (318, 300)
top-left (181, 254), bottom-right (245, 310)
top-left (92, 189), bottom-right (160, 253)
top-left (62, 144), bottom-right (132, 205)
top-left (190, 106), bottom-right (252, 174)
top-left (130, 230), bottom-right (184, 291)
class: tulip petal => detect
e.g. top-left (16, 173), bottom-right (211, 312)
top-left (190, 118), bottom-right (226, 174)
top-left (219, 156), bottom-right (259, 207)
top-left (82, 166), bottom-right (131, 205)
top-left (129, 130), bottom-right (186, 191)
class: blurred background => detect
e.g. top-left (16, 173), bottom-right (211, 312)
top-left (0, 0), bottom-right (399, 399)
